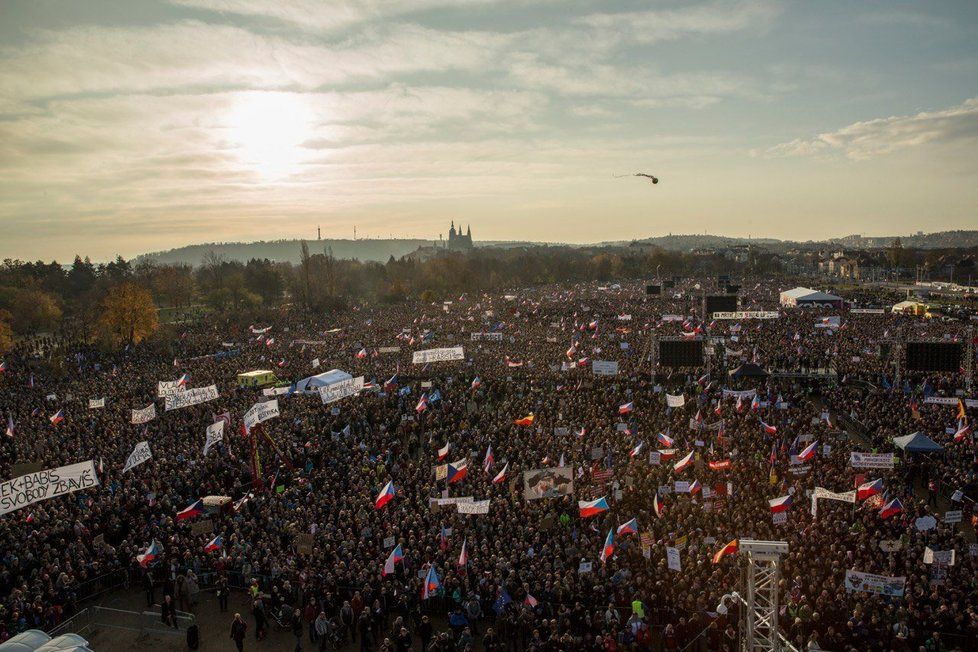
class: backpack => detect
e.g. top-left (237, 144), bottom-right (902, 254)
top-left (186, 623), bottom-right (199, 650)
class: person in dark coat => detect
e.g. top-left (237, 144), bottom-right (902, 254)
top-left (230, 613), bottom-right (248, 652)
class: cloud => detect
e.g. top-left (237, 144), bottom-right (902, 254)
top-left (761, 97), bottom-right (978, 160)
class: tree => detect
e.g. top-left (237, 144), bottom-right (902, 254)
top-left (96, 283), bottom-right (159, 347)
top-left (0, 317), bottom-right (12, 354)
top-left (10, 288), bottom-right (62, 334)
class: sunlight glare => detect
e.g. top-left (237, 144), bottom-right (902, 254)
top-left (226, 92), bottom-right (312, 179)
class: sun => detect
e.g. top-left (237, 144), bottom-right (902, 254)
top-left (226, 92), bottom-right (313, 179)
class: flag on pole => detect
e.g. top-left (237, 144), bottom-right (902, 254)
top-left (797, 441), bottom-right (817, 461)
top-left (137, 540), bottom-right (161, 567)
top-left (712, 539), bottom-right (738, 564)
top-left (492, 462), bottom-right (509, 484)
top-left (880, 497), bottom-right (903, 519)
top-left (421, 565), bottom-right (441, 600)
top-left (375, 480), bottom-right (396, 509)
top-left (514, 414), bottom-right (535, 427)
top-left (176, 499), bottom-right (204, 521)
top-left (483, 444), bottom-right (494, 472)
top-left (616, 518), bottom-right (638, 536)
top-left (204, 535), bottom-right (223, 552)
top-left (578, 497), bottom-right (609, 518)
top-left (437, 442), bottom-right (451, 461)
top-left (856, 478), bottom-right (883, 501)
top-left (653, 493), bottom-right (664, 518)
top-left (458, 539), bottom-right (468, 567)
top-left (769, 495), bottom-right (793, 513)
top-left (674, 451), bottom-right (694, 473)
top-left (600, 529), bottom-right (615, 563)
top-left (383, 544), bottom-right (404, 576)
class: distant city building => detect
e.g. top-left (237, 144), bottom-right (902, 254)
top-left (447, 221), bottom-right (474, 251)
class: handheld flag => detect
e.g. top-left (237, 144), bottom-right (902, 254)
top-left (856, 478), bottom-right (883, 501)
top-left (176, 499), bottom-right (204, 521)
top-left (629, 441), bottom-right (643, 458)
top-left (616, 518), bottom-right (638, 536)
top-left (953, 420), bottom-right (971, 443)
top-left (383, 544), bottom-right (404, 576)
top-left (49, 410), bottom-right (64, 426)
top-left (657, 432), bottom-right (674, 447)
top-left (375, 480), bottom-right (396, 509)
top-left (204, 535), bottom-right (223, 552)
top-left (674, 451), bottom-right (694, 473)
top-left (760, 420), bottom-right (777, 435)
top-left (712, 539), bottom-right (738, 564)
top-left (514, 414), bottom-right (535, 427)
top-left (578, 497), bottom-right (609, 518)
top-left (458, 539), bottom-right (468, 567)
top-left (618, 402), bottom-right (634, 415)
top-left (421, 565), bottom-right (441, 600)
top-left (653, 493), bottom-right (664, 518)
top-left (600, 529), bottom-right (615, 563)
top-left (492, 462), bottom-right (509, 484)
top-left (447, 459), bottom-right (468, 484)
top-left (483, 444), bottom-right (494, 472)
top-left (880, 497), bottom-right (903, 519)
top-left (137, 540), bottom-right (161, 567)
top-left (797, 441), bottom-right (817, 461)
top-left (5, 414), bottom-right (13, 438)
top-left (437, 442), bottom-right (451, 461)
top-left (768, 495), bottom-right (793, 513)
top-left (688, 479), bottom-right (702, 495)
top-left (415, 393), bottom-right (429, 413)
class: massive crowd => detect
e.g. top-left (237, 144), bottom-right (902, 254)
top-left (0, 278), bottom-right (976, 651)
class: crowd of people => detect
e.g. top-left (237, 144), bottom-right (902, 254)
top-left (0, 277), bottom-right (976, 651)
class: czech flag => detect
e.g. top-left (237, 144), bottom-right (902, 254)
top-left (616, 518), bottom-right (638, 536)
top-left (176, 499), bottom-right (204, 521)
top-left (760, 420), bottom-right (777, 435)
top-left (447, 459), bottom-right (468, 484)
top-left (658, 448), bottom-right (677, 461)
top-left (657, 432), bottom-right (674, 447)
top-left (204, 535), bottom-right (223, 552)
top-left (0, 361), bottom-right (6, 372)
top-left (177, 373), bottom-right (189, 387)
top-left (383, 374), bottom-right (399, 391)
top-left (674, 451), bottom-right (695, 473)
top-left (769, 495), bottom-right (793, 513)
top-left (514, 414), bottom-right (535, 427)
top-left (736, 396), bottom-right (745, 413)
top-left (524, 594), bottom-right (538, 607)
top-left (49, 410), bottom-right (64, 426)
top-left (653, 494), bottom-right (664, 518)
top-left (619, 402), bottom-right (634, 415)
top-left (712, 539), bottom-right (738, 564)
top-left (437, 442), bottom-right (451, 461)
top-left (688, 479), bottom-right (702, 495)
top-left (709, 459), bottom-right (731, 471)
top-left (356, 348), bottom-right (368, 359)
top-left (483, 444), bottom-right (494, 472)
top-left (714, 401), bottom-right (723, 417)
top-left (751, 395), bottom-right (761, 411)
top-left (797, 441), bottom-right (817, 461)
top-left (600, 529), bottom-right (615, 563)
top-left (629, 441), bottom-right (643, 458)
top-left (415, 394), bottom-right (429, 413)
top-left (578, 497), bottom-right (609, 518)
top-left (857, 478), bottom-right (883, 501)
top-left (375, 480), bottom-right (396, 509)
top-left (953, 420), bottom-right (971, 443)
top-left (383, 544), bottom-right (404, 576)
top-left (137, 540), bottom-right (161, 567)
top-left (458, 539), bottom-right (468, 567)
top-left (697, 373), bottom-right (709, 386)
top-left (421, 565), bottom-right (441, 600)
top-left (880, 497), bottom-right (903, 519)
top-left (471, 376), bottom-right (482, 390)
top-left (5, 414), bottom-right (14, 438)
top-left (492, 462), bottom-right (509, 484)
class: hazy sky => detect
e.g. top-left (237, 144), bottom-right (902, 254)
top-left (1, 0), bottom-right (977, 262)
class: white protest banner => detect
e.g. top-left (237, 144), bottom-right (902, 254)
top-left (648, 452), bottom-right (661, 465)
top-left (712, 311), bottom-right (779, 320)
top-left (943, 510), bottom-right (963, 524)
top-left (131, 404), bottom-right (157, 425)
top-left (592, 360), bottom-right (619, 376)
top-left (722, 388), bottom-right (757, 399)
top-left (674, 481), bottom-right (690, 493)
top-left (123, 441), bottom-right (152, 473)
top-left (924, 548), bottom-right (956, 566)
top-left (311, 358), bottom-right (320, 369)
top-left (813, 487), bottom-right (857, 503)
top-left (618, 314), bottom-right (632, 321)
top-left (923, 396), bottom-right (978, 407)
top-left (157, 380), bottom-right (186, 398)
top-left (470, 332), bottom-right (503, 342)
top-left (772, 511), bottom-right (787, 525)
top-left (951, 489), bottom-right (963, 502)
top-left (319, 376), bottom-right (365, 405)
top-left (263, 386), bottom-right (291, 396)
top-left (457, 499), bottom-right (491, 514)
top-left (203, 421), bottom-right (224, 456)
top-left (666, 546), bottom-right (681, 571)
top-left (412, 347), bottom-right (464, 364)
top-left (661, 315), bottom-right (684, 322)
top-left (666, 393), bottom-right (685, 408)
top-left (0, 461), bottom-right (99, 516)
top-left (165, 385), bottom-right (219, 411)
top-left (844, 570), bottom-right (906, 597)
top-left (879, 540), bottom-right (902, 552)
top-left (850, 308), bottom-right (885, 314)
top-left (244, 399), bottom-right (279, 430)
top-left (430, 496), bottom-right (474, 506)
top-left (89, 398), bottom-right (105, 409)
top-left (850, 452), bottom-right (894, 469)
top-left (915, 515), bottom-right (937, 531)
top-left (379, 346), bottom-right (401, 354)
top-left (578, 561), bottom-right (593, 574)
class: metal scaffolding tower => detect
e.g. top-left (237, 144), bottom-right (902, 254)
top-left (739, 540), bottom-right (790, 651)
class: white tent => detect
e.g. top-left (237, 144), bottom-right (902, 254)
top-left (779, 287), bottom-right (843, 308)
top-left (294, 369), bottom-right (353, 395)
top-left (0, 632), bottom-right (92, 652)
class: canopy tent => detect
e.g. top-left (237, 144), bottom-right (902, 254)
top-left (779, 287), bottom-right (843, 308)
top-left (294, 369), bottom-right (353, 395)
top-left (893, 432), bottom-right (944, 453)
top-left (0, 632), bottom-right (92, 652)
top-left (728, 363), bottom-right (769, 379)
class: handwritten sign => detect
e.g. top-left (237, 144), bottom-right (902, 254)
top-left (0, 460), bottom-right (99, 516)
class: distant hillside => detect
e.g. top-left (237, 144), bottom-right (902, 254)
top-left (831, 231), bottom-right (978, 249)
top-left (138, 239), bottom-right (433, 266)
top-left (619, 234), bottom-right (785, 251)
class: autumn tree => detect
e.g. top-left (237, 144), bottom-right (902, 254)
top-left (96, 282), bottom-right (159, 347)
top-left (0, 317), bottom-right (12, 354)
top-left (9, 288), bottom-right (62, 334)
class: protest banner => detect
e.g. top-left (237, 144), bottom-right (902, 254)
top-left (457, 499), bottom-right (490, 514)
top-left (666, 546), bottom-right (681, 571)
top-left (191, 519), bottom-right (214, 536)
top-left (378, 346), bottom-right (401, 354)
top-left (430, 496), bottom-right (473, 506)
top-left (879, 540), bottom-right (902, 552)
top-left (470, 332), bottom-right (503, 342)
top-left (157, 380), bottom-right (186, 398)
top-left (844, 570), bottom-right (906, 597)
top-left (722, 388), bottom-right (757, 399)
top-left (131, 403), bottom-right (156, 425)
top-left (923, 397), bottom-right (978, 407)
top-left (412, 347), bottom-right (464, 364)
top-left (591, 360), bottom-right (619, 376)
top-left (850, 308), bottom-right (885, 314)
top-left (850, 452), bottom-right (894, 469)
top-left (943, 510), bottom-right (963, 524)
top-left (165, 385), bottom-right (219, 411)
top-left (203, 421), bottom-right (224, 456)
top-left (89, 398), bottom-right (105, 409)
top-left (523, 468), bottom-right (574, 500)
top-left (244, 399), bottom-right (279, 430)
top-left (923, 548), bottom-right (956, 566)
top-left (0, 460), bottom-right (99, 516)
top-left (123, 441), bottom-right (152, 473)
top-left (319, 376), bottom-right (365, 405)
top-left (711, 311), bottom-right (779, 320)
top-left (666, 393), bottom-right (685, 408)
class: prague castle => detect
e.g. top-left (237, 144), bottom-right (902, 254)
top-left (447, 221), bottom-right (473, 251)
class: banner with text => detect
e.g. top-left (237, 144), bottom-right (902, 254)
top-left (0, 460), bottom-right (99, 516)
